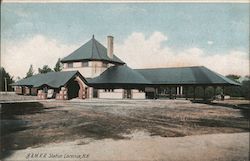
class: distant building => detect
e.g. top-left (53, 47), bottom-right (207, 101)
top-left (11, 35), bottom-right (240, 100)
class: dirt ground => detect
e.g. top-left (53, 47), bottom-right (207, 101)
top-left (0, 93), bottom-right (38, 102)
top-left (1, 98), bottom-right (249, 160)
top-left (4, 132), bottom-right (249, 161)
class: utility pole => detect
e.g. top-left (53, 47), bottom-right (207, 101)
top-left (4, 77), bottom-right (7, 92)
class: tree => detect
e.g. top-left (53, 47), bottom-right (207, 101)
top-left (0, 67), bottom-right (14, 91)
top-left (226, 74), bottom-right (241, 81)
top-left (38, 65), bottom-right (53, 74)
top-left (229, 75), bottom-right (250, 99)
top-left (54, 58), bottom-right (62, 72)
top-left (244, 75), bottom-right (250, 79)
top-left (224, 74), bottom-right (242, 97)
top-left (242, 80), bottom-right (250, 99)
top-left (26, 64), bottom-right (34, 78)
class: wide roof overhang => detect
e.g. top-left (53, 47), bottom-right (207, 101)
top-left (88, 65), bottom-right (241, 88)
top-left (11, 71), bottom-right (88, 88)
top-left (11, 66), bottom-right (240, 89)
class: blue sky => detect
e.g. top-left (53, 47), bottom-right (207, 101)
top-left (1, 3), bottom-right (249, 78)
top-left (2, 3), bottom-right (249, 53)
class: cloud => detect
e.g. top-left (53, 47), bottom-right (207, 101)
top-left (207, 41), bottom-right (214, 45)
top-left (1, 35), bottom-right (78, 79)
top-left (115, 32), bottom-right (249, 76)
top-left (2, 32), bottom-right (249, 80)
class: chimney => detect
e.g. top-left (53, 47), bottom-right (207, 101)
top-left (107, 36), bottom-right (114, 59)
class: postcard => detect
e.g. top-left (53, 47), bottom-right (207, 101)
top-left (0, 1), bottom-right (249, 161)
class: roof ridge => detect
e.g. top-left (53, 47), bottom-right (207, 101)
top-left (91, 37), bottom-right (95, 59)
top-left (135, 66), bottom-right (204, 70)
top-left (93, 38), bottom-right (104, 59)
top-left (61, 36), bottom-right (124, 64)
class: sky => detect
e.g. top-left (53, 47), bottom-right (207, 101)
top-left (1, 3), bottom-right (249, 79)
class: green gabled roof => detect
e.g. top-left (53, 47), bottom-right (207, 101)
top-left (61, 36), bottom-right (125, 64)
top-left (11, 71), bottom-right (85, 88)
top-left (88, 65), bottom-right (151, 87)
top-left (12, 66), bottom-right (240, 89)
top-left (87, 66), bottom-right (240, 87)
top-left (135, 66), bottom-right (240, 86)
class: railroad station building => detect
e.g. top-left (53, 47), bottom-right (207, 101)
top-left (11, 35), bottom-right (240, 100)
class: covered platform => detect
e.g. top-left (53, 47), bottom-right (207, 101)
top-left (88, 65), bottom-right (240, 100)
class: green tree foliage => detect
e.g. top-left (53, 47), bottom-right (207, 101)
top-left (223, 75), bottom-right (250, 99)
top-left (224, 86), bottom-right (242, 97)
top-left (226, 74), bottom-right (241, 81)
top-left (54, 58), bottom-right (62, 72)
top-left (224, 74), bottom-right (242, 97)
top-left (38, 65), bottom-right (53, 74)
top-left (0, 67), bottom-right (14, 91)
top-left (241, 80), bottom-right (250, 99)
top-left (26, 64), bottom-right (34, 78)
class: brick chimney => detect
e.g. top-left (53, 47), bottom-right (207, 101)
top-left (107, 36), bottom-right (114, 59)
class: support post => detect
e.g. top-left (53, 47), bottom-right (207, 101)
top-left (203, 86), bottom-right (206, 100)
top-left (155, 88), bottom-right (158, 99)
top-left (4, 77), bottom-right (7, 92)
top-left (174, 87), bottom-right (176, 99)
top-left (169, 87), bottom-right (172, 99)
top-left (222, 86), bottom-right (225, 101)
top-left (185, 86), bottom-right (188, 100)
top-left (213, 86), bottom-right (216, 100)
top-left (193, 86), bottom-right (196, 100)
top-left (29, 86), bottom-right (32, 95)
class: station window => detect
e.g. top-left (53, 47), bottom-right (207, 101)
top-left (102, 62), bottom-right (108, 68)
top-left (82, 62), bottom-right (88, 67)
top-left (139, 89), bottom-right (144, 92)
top-left (68, 63), bottom-right (73, 68)
top-left (104, 89), bottom-right (114, 92)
